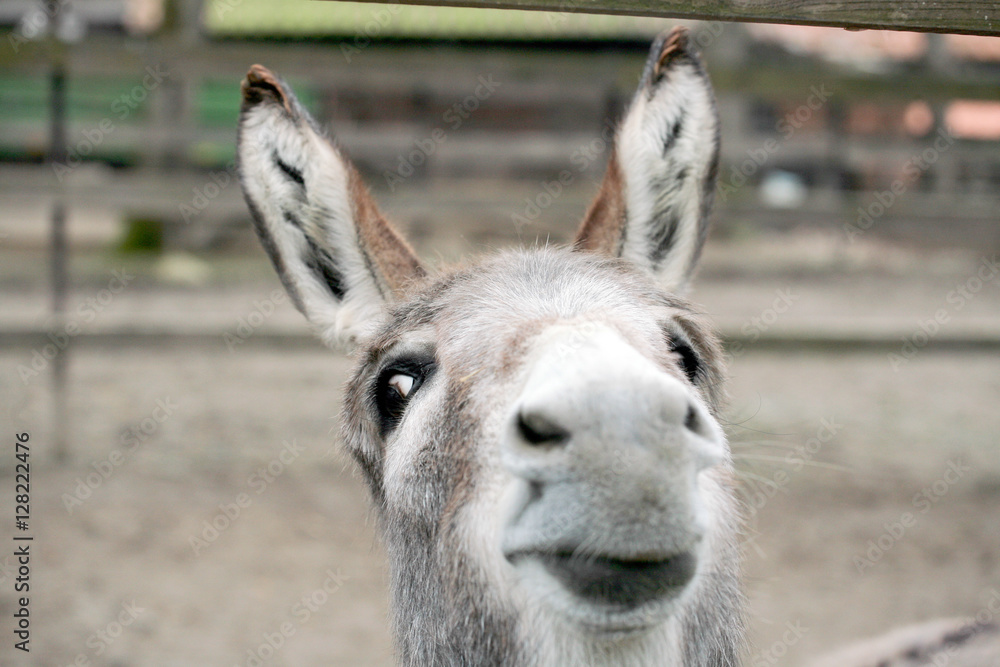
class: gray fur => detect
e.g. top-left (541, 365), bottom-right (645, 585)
top-left (341, 249), bottom-right (744, 666)
top-left (241, 27), bottom-right (745, 667)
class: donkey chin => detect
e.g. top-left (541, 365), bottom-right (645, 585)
top-left (502, 516), bottom-right (711, 635)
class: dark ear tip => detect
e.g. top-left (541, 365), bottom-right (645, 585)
top-left (246, 63), bottom-right (276, 85)
top-left (241, 64), bottom-right (291, 112)
top-left (654, 26), bottom-right (692, 76)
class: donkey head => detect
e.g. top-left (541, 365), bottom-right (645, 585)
top-left (237, 27), bottom-right (742, 666)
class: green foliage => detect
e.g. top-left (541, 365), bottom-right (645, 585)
top-left (119, 216), bottom-right (164, 254)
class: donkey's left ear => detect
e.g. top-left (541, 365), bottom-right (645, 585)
top-left (238, 65), bottom-right (425, 349)
top-left (574, 27), bottom-right (720, 294)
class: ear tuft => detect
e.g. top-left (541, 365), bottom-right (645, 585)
top-left (574, 26), bottom-right (720, 295)
top-left (653, 25), bottom-right (691, 81)
top-left (237, 65), bottom-right (424, 350)
top-left (242, 64), bottom-right (295, 114)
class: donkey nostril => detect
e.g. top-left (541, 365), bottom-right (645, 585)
top-left (684, 404), bottom-right (700, 433)
top-left (517, 411), bottom-right (569, 447)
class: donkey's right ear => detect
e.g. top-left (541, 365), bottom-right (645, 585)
top-left (237, 65), bottom-right (424, 349)
top-left (574, 27), bottom-right (719, 296)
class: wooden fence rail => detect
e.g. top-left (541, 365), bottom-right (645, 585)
top-left (331, 0), bottom-right (1000, 36)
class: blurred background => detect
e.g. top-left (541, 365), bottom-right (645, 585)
top-left (1, 0), bottom-right (999, 664)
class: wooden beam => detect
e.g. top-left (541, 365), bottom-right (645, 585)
top-left (322, 0), bottom-right (1000, 37)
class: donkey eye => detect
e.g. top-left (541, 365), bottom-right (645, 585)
top-left (669, 339), bottom-right (701, 384)
top-left (375, 357), bottom-right (436, 437)
top-left (388, 373), bottom-right (415, 399)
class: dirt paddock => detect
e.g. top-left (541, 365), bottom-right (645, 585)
top-left (1, 323), bottom-right (999, 665)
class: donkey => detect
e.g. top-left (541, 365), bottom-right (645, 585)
top-left (235, 26), bottom-right (998, 667)
top-left (238, 27), bottom-right (740, 666)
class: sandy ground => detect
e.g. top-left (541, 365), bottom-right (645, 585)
top-left (0, 333), bottom-right (998, 666)
top-left (0, 227), bottom-right (999, 666)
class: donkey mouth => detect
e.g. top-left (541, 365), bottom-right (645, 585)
top-left (512, 550), bottom-right (697, 609)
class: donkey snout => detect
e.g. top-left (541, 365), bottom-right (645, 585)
top-left (500, 324), bottom-right (724, 565)
top-left (503, 323), bottom-right (722, 484)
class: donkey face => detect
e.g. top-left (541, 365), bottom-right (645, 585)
top-left (238, 28), bottom-right (742, 665)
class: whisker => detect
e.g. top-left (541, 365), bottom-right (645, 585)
top-left (731, 454), bottom-right (796, 464)
top-left (728, 441), bottom-right (796, 452)
top-left (733, 455), bottom-right (858, 475)
top-left (733, 470), bottom-right (784, 487)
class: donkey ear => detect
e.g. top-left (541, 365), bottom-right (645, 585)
top-left (238, 65), bottom-right (424, 349)
top-left (574, 27), bottom-right (720, 294)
